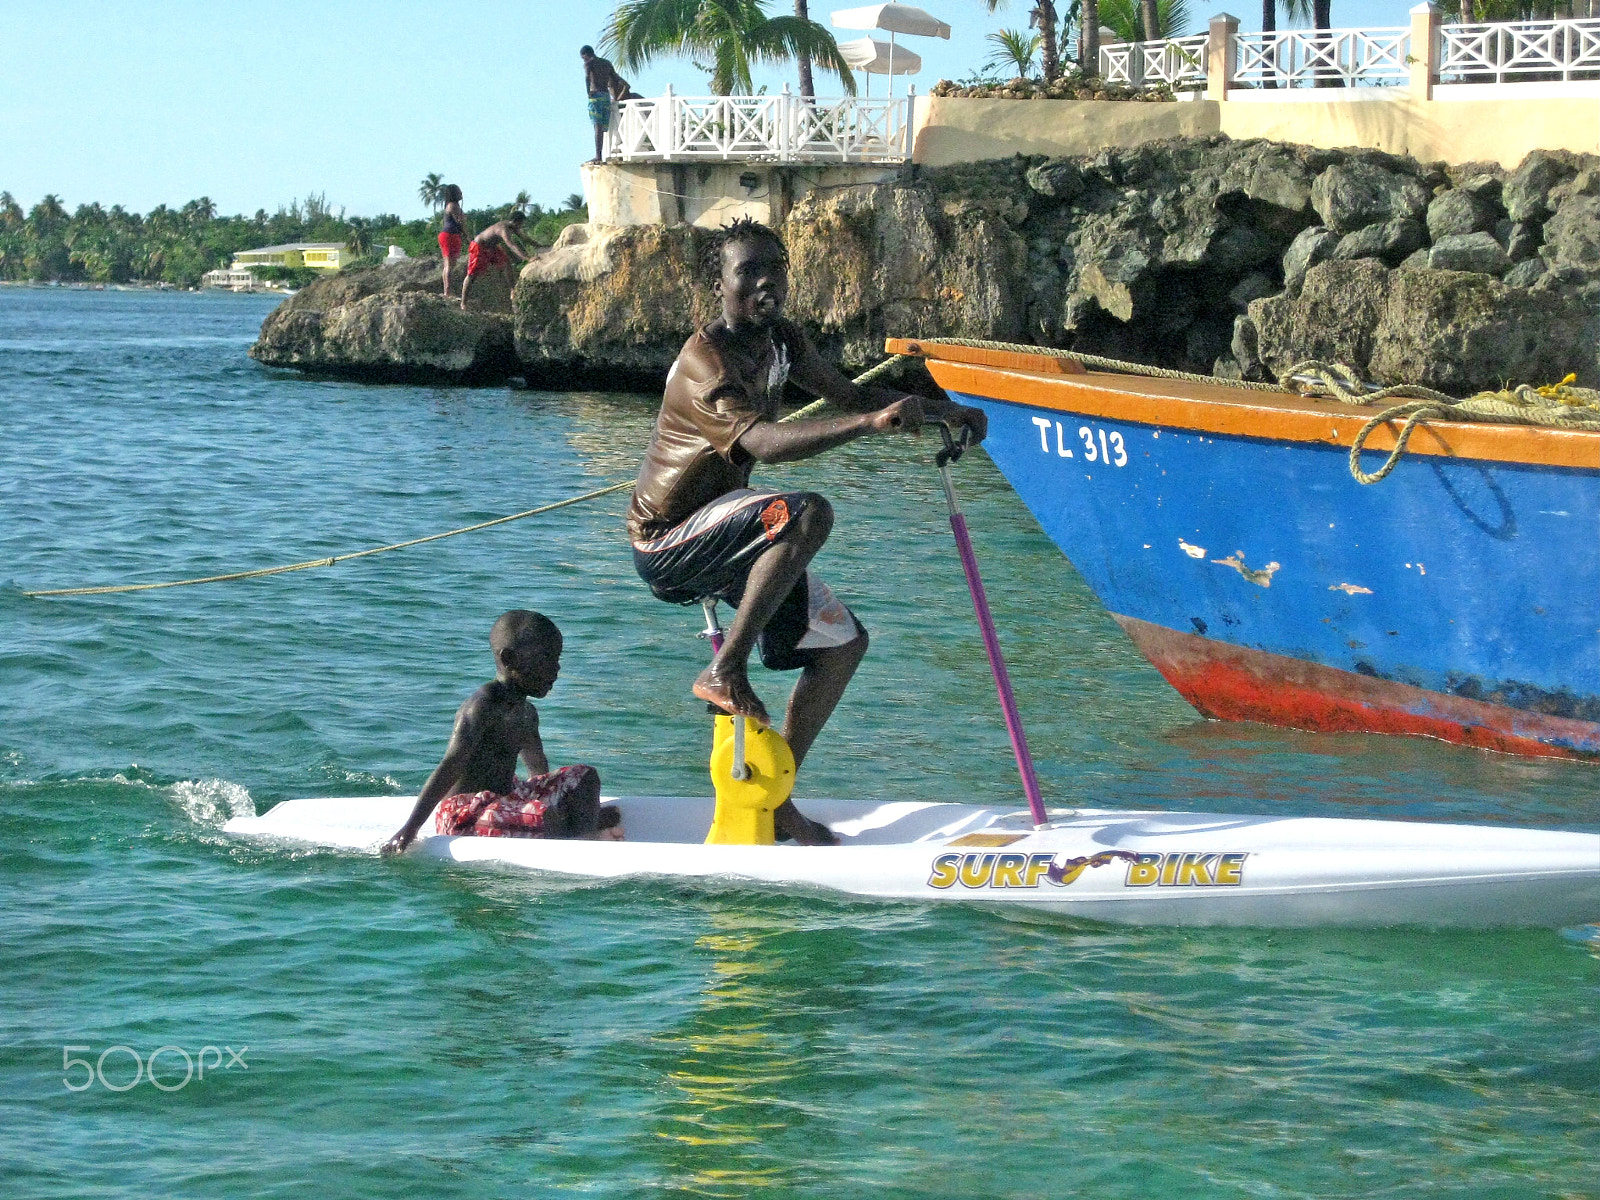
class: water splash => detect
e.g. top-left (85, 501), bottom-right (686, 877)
top-left (168, 777), bottom-right (254, 826)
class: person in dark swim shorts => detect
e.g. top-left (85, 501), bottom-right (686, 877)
top-left (627, 218), bottom-right (987, 845)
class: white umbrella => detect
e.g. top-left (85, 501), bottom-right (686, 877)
top-left (837, 36), bottom-right (923, 98)
top-left (829, 3), bottom-right (951, 38)
top-left (830, 3), bottom-right (948, 98)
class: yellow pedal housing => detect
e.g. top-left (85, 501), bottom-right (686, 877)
top-left (706, 715), bottom-right (795, 845)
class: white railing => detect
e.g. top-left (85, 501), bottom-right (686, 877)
top-left (1440, 18), bottom-right (1600, 82)
top-left (1099, 35), bottom-right (1209, 87)
top-left (1234, 26), bottom-right (1410, 89)
top-left (608, 87), bottom-right (913, 163)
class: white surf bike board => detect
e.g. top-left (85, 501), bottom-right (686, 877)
top-left (224, 795), bottom-right (1600, 929)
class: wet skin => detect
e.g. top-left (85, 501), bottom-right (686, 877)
top-left (688, 236), bottom-right (987, 844)
top-left (381, 630), bottom-right (609, 854)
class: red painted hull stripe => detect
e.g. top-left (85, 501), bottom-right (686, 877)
top-left (1114, 615), bottom-right (1600, 760)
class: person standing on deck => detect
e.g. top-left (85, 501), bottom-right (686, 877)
top-left (580, 45), bottom-right (636, 164)
top-left (627, 218), bottom-right (987, 845)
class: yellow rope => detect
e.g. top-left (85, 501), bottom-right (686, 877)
top-left (23, 357), bottom-right (913, 599)
top-left (22, 482), bottom-right (636, 597)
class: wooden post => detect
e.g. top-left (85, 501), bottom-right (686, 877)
top-left (1207, 13), bottom-right (1238, 102)
top-left (1409, 3), bottom-right (1440, 101)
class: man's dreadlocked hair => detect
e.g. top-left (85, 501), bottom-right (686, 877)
top-left (701, 216), bottom-right (789, 287)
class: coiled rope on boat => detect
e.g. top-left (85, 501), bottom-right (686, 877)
top-left (903, 337), bottom-right (1600, 486)
top-left (21, 355), bottom-right (914, 599)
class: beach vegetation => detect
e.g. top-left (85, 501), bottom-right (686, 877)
top-left (602, 0), bottom-right (856, 96)
top-left (0, 190), bottom-right (588, 287)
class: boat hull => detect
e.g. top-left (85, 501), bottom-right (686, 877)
top-left (910, 347), bottom-right (1600, 760)
top-left (224, 796), bottom-right (1600, 928)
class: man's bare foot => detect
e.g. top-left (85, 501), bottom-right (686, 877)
top-left (693, 664), bottom-right (770, 726)
top-left (774, 800), bottom-right (839, 846)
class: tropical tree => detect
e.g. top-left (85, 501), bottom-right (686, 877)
top-left (985, 28), bottom-right (1042, 75)
top-left (513, 190), bottom-right (532, 213)
top-left (1140, 0), bottom-right (1160, 39)
top-left (794, 0), bottom-right (815, 98)
top-left (978, 1), bottom-right (1064, 83)
top-left (1097, 0), bottom-right (1189, 41)
top-left (418, 173), bottom-right (444, 211)
top-left (564, 193), bottom-right (585, 212)
top-left (345, 217), bottom-right (373, 258)
top-left (0, 192), bottom-right (24, 228)
top-left (603, 0), bottom-right (856, 96)
top-left (31, 194), bottom-right (68, 231)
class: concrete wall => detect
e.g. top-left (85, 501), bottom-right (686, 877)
top-left (582, 161), bottom-right (897, 229)
top-left (908, 92), bottom-right (1600, 171)
top-left (909, 96), bottom-right (1222, 167)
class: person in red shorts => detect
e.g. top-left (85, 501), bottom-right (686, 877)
top-left (381, 610), bottom-right (622, 854)
top-left (437, 184), bottom-right (466, 299)
top-left (459, 211), bottom-right (531, 311)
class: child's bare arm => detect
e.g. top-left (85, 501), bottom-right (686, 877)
top-left (382, 699), bottom-right (486, 855)
top-left (519, 705), bottom-right (549, 777)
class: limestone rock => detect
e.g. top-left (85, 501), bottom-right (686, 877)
top-left (1428, 231), bottom-right (1511, 275)
top-left (1228, 271), bottom-right (1276, 308)
top-left (1283, 226), bottom-right (1339, 293)
top-left (1504, 150), bottom-right (1579, 222)
top-left (1025, 158), bottom-right (1086, 202)
top-left (1504, 220), bottom-right (1541, 262)
top-left (512, 222), bottom-right (711, 379)
top-left (1248, 259), bottom-right (1598, 392)
top-left (1332, 217), bottom-right (1425, 266)
top-left (1311, 162), bottom-right (1429, 234)
top-left (249, 258), bottom-right (518, 381)
top-left (1504, 257), bottom-right (1547, 288)
top-left (1426, 189), bottom-right (1497, 240)
top-left (1541, 194), bottom-right (1600, 270)
top-left (1457, 173), bottom-right (1504, 206)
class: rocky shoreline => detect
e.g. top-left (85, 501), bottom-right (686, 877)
top-left (250, 137), bottom-right (1600, 394)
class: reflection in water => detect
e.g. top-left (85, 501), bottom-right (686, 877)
top-left (646, 911), bottom-right (810, 1196)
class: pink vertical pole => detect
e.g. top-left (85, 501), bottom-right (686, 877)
top-left (937, 428), bottom-right (1051, 830)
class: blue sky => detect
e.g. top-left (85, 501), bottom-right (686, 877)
top-left (5, 0), bottom-right (1408, 220)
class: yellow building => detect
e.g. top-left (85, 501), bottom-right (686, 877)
top-left (231, 242), bottom-right (354, 272)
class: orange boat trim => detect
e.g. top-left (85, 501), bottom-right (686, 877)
top-left (887, 339), bottom-right (1600, 472)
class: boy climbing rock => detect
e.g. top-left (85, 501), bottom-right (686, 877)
top-left (627, 218), bottom-right (986, 845)
top-left (381, 610), bottom-right (620, 854)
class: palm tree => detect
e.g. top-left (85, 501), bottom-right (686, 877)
top-left (1097, 0), bottom-right (1190, 41)
top-left (603, 0), bottom-right (856, 96)
top-left (418, 173), bottom-right (444, 211)
top-left (1140, 0), bottom-right (1160, 39)
top-left (564, 193), bottom-right (586, 212)
top-left (31, 194), bottom-right (68, 231)
top-left (345, 217), bottom-right (373, 258)
top-left (1259, 0), bottom-right (1312, 89)
top-left (794, 0), bottom-right (815, 98)
top-left (979, 1), bottom-right (1064, 83)
top-left (985, 28), bottom-right (1042, 76)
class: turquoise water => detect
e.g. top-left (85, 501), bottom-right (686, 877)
top-left (2, 288), bottom-right (1596, 1198)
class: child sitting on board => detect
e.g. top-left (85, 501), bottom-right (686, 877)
top-left (381, 610), bottom-right (621, 854)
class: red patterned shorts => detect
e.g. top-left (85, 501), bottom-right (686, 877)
top-left (434, 765), bottom-right (595, 838)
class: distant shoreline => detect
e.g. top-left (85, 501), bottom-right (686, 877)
top-left (0, 280), bottom-right (292, 295)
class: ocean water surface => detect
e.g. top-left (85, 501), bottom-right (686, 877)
top-left (1, 288), bottom-right (1596, 1198)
